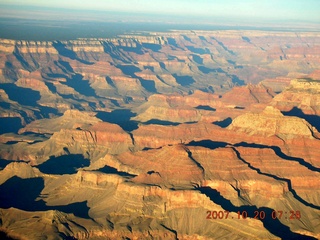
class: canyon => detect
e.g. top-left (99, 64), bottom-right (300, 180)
top-left (0, 30), bottom-right (320, 239)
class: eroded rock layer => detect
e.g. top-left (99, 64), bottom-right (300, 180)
top-left (1, 30), bottom-right (320, 239)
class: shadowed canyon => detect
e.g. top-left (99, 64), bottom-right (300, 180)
top-left (0, 30), bottom-right (320, 239)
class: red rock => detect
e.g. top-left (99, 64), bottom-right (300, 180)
top-left (222, 83), bottom-right (275, 106)
top-left (19, 109), bottom-right (101, 134)
top-left (271, 76), bottom-right (320, 114)
top-left (1, 31), bottom-right (320, 240)
top-left (229, 106), bottom-right (315, 138)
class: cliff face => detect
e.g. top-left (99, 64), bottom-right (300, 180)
top-left (1, 30), bottom-right (319, 126)
top-left (1, 30), bottom-right (320, 240)
top-left (229, 106), bottom-right (315, 138)
top-left (272, 77), bottom-right (320, 114)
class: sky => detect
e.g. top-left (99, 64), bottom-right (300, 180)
top-left (0, 0), bottom-right (319, 24)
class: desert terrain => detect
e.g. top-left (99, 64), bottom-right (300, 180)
top-left (0, 30), bottom-right (320, 239)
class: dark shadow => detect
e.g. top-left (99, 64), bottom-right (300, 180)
top-left (160, 224), bottom-right (178, 240)
top-left (6, 141), bottom-right (21, 145)
top-left (143, 119), bottom-right (180, 126)
top-left (101, 41), bottom-right (130, 63)
top-left (198, 66), bottom-right (225, 74)
top-left (234, 106), bottom-right (245, 109)
top-left (192, 54), bottom-right (203, 64)
top-left (282, 107), bottom-right (320, 132)
top-left (1, 83), bottom-right (40, 106)
top-left (142, 43), bottom-right (162, 52)
top-left (73, 104), bottom-right (86, 111)
top-left (211, 37), bottom-right (235, 55)
top-left (123, 97), bottom-right (132, 104)
top-left (0, 177), bottom-right (44, 210)
top-left (159, 62), bottom-right (166, 70)
top-left (139, 78), bottom-right (157, 93)
top-left (59, 233), bottom-right (78, 240)
top-left (235, 65), bottom-right (244, 69)
top-left (167, 55), bottom-right (184, 62)
top-left (173, 74), bottom-right (195, 86)
top-left (233, 142), bottom-right (320, 173)
top-left (52, 41), bottom-right (93, 65)
top-left (0, 102), bottom-right (10, 109)
top-left (185, 121), bottom-right (198, 124)
top-left (13, 46), bottom-right (33, 71)
top-left (63, 74), bottom-right (97, 97)
top-left (3, 61), bottom-right (18, 81)
top-left (106, 76), bottom-right (116, 88)
top-left (0, 231), bottom-right (18, 240)
top-left (47, 76), bottom-right (97, 109)
top-left (89, 102), bottom-right (96, 109)
top-left (57, 93), bottom-right (75, 100)
top-left (52, 41), bottom-right (76, 58)
top-left (36, 105), bottom-right (60, 118)
top-left (27, 140), bottom-right (44, 145)
top-left (21, 132), bottom-right (51, 137)
top-left (142, 146), bottom-right (162, 151)
top-left (231, 75), bottom-right (245, 85)
top-left (45, 81), bottom-right (57, 93)
top-left (186, 46), bottom-right (208, 55)
top-left (198, 187), bottom-right (316, 240)
top-left (199, 36), bottom-right (212, 45)
top-left (46, 73), bottom-right (66, 79)
top-left (144, 66), bottom-right (154, 71)
top-left (213, 117), bottom-right (232, 128)
top-left (242, 36), bottom-right (251, 43)
top-left (182, 35), bottom-right (193, 43)
top-left (54, 201), bottom-right (90, 219)
top-left (37, 155), bottom-right (90, 175)
top-left (200, 86), bottom-right (215, 93)
top-left (0, 159), bottom-right (14, 170)
top-left (119, 45), bottom-right (144, 55)
top-left (0, 176), bottom-right (90, 218)
top-left (195, 105), bottom-right (216, 111)
top-left (57, 59), bottom-right (74, 72)
top-left (117, 64), bottom-right (158, 93)
top-left (184, 146), bottom-right (205, 173)
top-left (187, 140), bottom-right (228, 149)
top-left (0, 117), bottom-right (22, 134)
top-left (167, 38), bottom-right (181, 49)
top-left (231, 147), bottom-right (320, 211)
top-left (96, 109), bottom-right (138, 132)
top-left (117, 65), bottom-right (141, 76)
top-left (97, 165), bottom-right (136, 178)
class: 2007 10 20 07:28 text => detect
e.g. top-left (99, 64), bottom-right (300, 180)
top-left (206, 210), bottom-right (301, 220)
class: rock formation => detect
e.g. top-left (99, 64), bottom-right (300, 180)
top-left (229, 106), bottom-right (315, 139)
top-left (272, 77), bottom-right (320, 114)
top-left (0, 30), bottom-right (320, 239)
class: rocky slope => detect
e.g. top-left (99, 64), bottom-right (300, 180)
top-left (1, 30), bottom-right (318, 127)
top-left (1, 30), bottom-right (320, 239)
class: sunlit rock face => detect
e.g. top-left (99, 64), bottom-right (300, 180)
top-left (0, 30), bottom-right (320, 240)
top-left (229, 106), bottom-right (315, 138)
top-left (272, 77), bottom-right (320, 114)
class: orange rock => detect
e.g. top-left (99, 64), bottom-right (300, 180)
top-left (272, 76), bottom-right (320, 115)
top-left (229, 106), bottom-right (315, 139)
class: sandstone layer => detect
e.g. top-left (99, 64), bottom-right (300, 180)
top-left (1, 30), bottom-right (320, 239)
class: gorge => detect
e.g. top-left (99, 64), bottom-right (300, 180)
top-left (0, 29), bottom-right (320, 239)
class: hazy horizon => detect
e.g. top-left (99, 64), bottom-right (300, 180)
top-left (0, 0), bottom-right (319, 41)
top-left (0, 0), bottom-right (319, 24)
